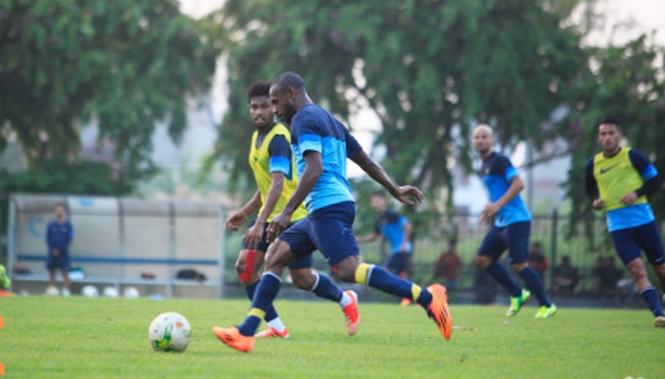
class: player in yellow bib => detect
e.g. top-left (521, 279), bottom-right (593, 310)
top-left (585, 118), bottom-right (665, 328)
top-left (221, 82), bottom-right (358, 341)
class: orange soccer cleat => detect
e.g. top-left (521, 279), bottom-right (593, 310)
top-left (212, 326), bottom-right (255, 353)
top-left (342, 290), bottom-right (360, 336)
top-left (255, 326), bottom-right (290, 338)
top-left (427, 284), bottom-right (453, 340)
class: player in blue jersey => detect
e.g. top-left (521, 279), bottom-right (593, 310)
top-left (472, 125), bottom-right (556, 319)
top-left (46, 204), bottom-right (74, 296)
top-left (585, 118), bottom-right (665, 328)
top-left (213, 71), bottom-right (452, 353)
top-left (224, 81), bottom-right (359, 339)
top-left (357, 191), bottom-right (414, 305)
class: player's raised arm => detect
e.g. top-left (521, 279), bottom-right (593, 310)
top-left (349, 149), bottom-right (424, 205)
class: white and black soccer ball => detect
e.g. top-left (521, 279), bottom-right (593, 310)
top-left (45, 286), bottom-right (59, 296)
top-left (103, 286), bottom-right (119, 298)
top-left (148, 312), bottom-right (191, 352)
top-left (81, 285), bottom-right (99, 298)
top-left (123, 286), bottom-right (140, 299)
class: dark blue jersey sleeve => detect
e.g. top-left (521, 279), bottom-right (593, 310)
top-left (486, 154), bottom-right (516, 180)
top-left (341, 124), bottom-right (363, 158)
top-left (629, 149), bottom-right (660, 196)
top-left (629, 149), bottom-right (658, 180)
top-left (585, 158), bottom-right (598, 201)
top-left (267, 135), bottom-right (291, 174)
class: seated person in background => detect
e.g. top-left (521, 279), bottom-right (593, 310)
top-left (552, 255), bottom-right (579, 293)
top-left (527, 241), bottom-right (549, 281)
top-left (434, 240), bottom-right (463, 292)
top-left (592, 256), bottom-right (623, 295)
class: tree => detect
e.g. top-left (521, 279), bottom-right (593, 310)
top-left (205, 0), bottom-right (587, 212)
top-left (0, 0), bottom-right (219, 183)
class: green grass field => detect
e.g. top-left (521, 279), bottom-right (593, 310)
top-left (1, 295), bottom-right (661, 379)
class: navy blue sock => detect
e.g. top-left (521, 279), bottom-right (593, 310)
top-left (238, 273), bottom-right (282, 336)
top-left (485, 261), bottom-right (521, 297)
top-left (518, 267), bottom-right (551, 307)
top-left (640, 287), bottom-right (665, 317)
top-left (365, 265), bottom-right (431, 306)
top-left (245, 281), bottom-right (279, 323)
top-left (311, 273), bottom-right (343, 302)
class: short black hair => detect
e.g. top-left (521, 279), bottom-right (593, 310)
top-left (599, 117), bottom-right (622, 131)
top-left (273, 71), bottom-right (304, 93)
top-left (247, 81), bottom-right (271, 101)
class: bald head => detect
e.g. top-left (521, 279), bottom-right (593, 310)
top-left (272, 71), bottom-right (304, 93)
top-left (473, 124), bottom-right (494, 158)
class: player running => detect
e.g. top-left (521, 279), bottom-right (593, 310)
top-left (223, 81), bottom-right (359, 339)
top-left (472, 124), bottom-right (557, 319)
top-left (213, 72), bottom-right (451, 353)
top-left (585, 118), bottom-right (665, 328)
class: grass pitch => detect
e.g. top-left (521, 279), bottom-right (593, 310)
top-left (0, 295), bottom-right (661, 379)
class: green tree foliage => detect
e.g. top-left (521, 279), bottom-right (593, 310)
top-left (0, 0), bottom-right (218, 182)
top-left (205, 0), bottom-right (587, 207)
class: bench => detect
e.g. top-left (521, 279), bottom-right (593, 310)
top-left (12, 254), bottom-right (222, 298)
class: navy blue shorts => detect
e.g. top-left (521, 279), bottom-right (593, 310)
top-left (385, 252), bottom-right (411, 274)
top-left (240, 219), bottom-right (313, 270)
top-left (46, 250), bottom-right (71, 271)
top-left (279, 202), bottom-right (359, 267)
top-left (610, 221), bottom-right (665, 267)
top-left (477, 221), bottom-right (531, 264)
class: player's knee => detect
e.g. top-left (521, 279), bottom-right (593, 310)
top-left (627, 258), bottom-right (647, 280)
top-left (474, 256), bottom-right (491, 269)
top-left (263, 240), bottom-right (293, 270)
top-left (334, 259), bottom-right (362, 282)
top-left (289, 270), bottom-right (316, 290)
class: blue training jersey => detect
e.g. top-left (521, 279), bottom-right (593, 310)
top-left (46, 220), bottom-right (74, 252)
top-left (480, 152), bottom-right (531, 227)
top-left (290, 104), bottom-right (363, 212)
top-left (375, 210), bottom-right (412, 254)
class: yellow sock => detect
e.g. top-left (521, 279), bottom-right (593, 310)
top-left (354, 263), bottom-right (372, 285)
top-left (248, 307), bottom-right (266, 320)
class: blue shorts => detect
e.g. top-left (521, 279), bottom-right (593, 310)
top-left (241, 219), bottom-right (313, 270)
top-left (279, 202), bottom-right (359, 267)
top-left (46, 250), bottom-right (71, 271)
top-left (385, 253), bottom-right (411, 274)
top-left (478, 221), bottom-right (531, 264)
top-left (610, 221), bottom-right (665, 267)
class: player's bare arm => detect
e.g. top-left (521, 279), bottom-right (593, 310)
top-left (481, 175), bottom-right (524, 223)
top-left (245, 173), bottom-right (285, 248)
top-left (225, 190), bottom-right (261, 230)
top-left (268, 151), bottom-right (323, 241)
top-left (350, 150), bottom-right (424, 205)
top-left (356, 232), bottom-right (380, 243)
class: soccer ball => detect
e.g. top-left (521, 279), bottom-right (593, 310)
top-left (123, 286), bottom-right (140, 299)
top-left (81, 285), bottom-right (99, 298)
top-left (103, 286), bottom-right (119, 298)
top-left (148, 312), bottom-right (191, 352)
top-left (45, 286), bottom-right (59, 296)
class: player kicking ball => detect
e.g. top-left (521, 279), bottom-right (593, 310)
top-left (222, 81), bottom-right (360, 341)
top-left (213, 72), bottom-right (451, 353)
